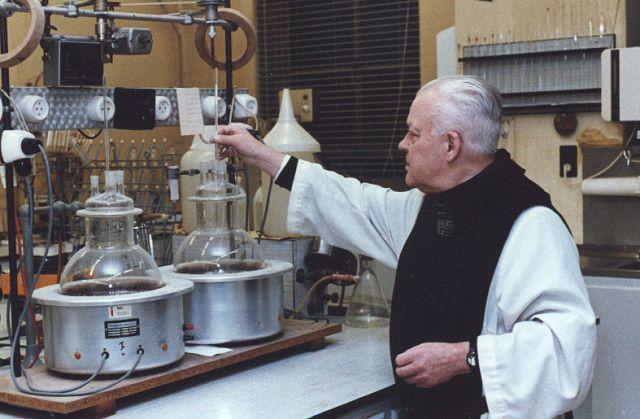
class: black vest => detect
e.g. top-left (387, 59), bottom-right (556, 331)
top-left (390, 150), bottom-right (564, 417)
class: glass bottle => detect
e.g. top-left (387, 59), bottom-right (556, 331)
top-left (345, 255), bottom-right (390, 328)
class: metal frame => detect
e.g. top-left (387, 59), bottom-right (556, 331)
top-left (0, 0), bottom-right (239, 378)
top-left (0, 0), bottom-right (236, 28)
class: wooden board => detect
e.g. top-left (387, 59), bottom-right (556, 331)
top-left (0, 319), bottom-right (341, 416)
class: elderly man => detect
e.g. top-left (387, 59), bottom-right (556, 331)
top-left (213, 76), bottom-right (596, 418)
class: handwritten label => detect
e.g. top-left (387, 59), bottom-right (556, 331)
top-left (176, 88), bottom-right (205, 136)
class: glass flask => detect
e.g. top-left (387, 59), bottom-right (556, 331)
top-left (173, 160), bottom-right (265, 274)
top-left (345, 255), bottom-right (390, 328)
top-left (59, 170), bottom-right (164, 296)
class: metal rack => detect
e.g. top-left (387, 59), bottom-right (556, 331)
top-left (0, 0), bottom-right (242, 378)
top-left (44, 136), bottom-right (180, 266)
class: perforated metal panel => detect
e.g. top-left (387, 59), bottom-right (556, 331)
top-left (7, 86), bottom-right (247, 131)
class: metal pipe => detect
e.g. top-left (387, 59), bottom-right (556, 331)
top-left (42, 6), bottom-right (233, 27)
top-left (0, 14), bottom-right (21, 377)
top-left (5, 3), bottom-right (234, 27)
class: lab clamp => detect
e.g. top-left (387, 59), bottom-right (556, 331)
top-left (0, 0), bottom-right (255, 383)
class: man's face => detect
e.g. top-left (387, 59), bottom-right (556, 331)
top-left (398, 93), bottom-right (450, 193)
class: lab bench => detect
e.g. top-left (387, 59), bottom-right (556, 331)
top-left (0, 324), bottom-right (395, 418)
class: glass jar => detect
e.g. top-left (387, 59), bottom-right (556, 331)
top-left (174, 161), bottom-right (264, 274)
top-left (59, 171), bottom-right (163, 296)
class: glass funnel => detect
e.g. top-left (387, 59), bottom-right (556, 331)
top-left (345, 255), bottom-right (390, 328)
top-left (174, 160), bottom-right (264, 274)
top-left (59, 171), bottom-right (164, 296)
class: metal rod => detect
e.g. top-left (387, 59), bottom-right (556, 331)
top-left (224, 0), bottom-right (233, 117)
top-left (6, 2), bottom-right (234, 27)
top-left (0, 15), bottom-right (21, 377)
top-left (44, 6), bottom-right (231, 26)
top-left (223, 0), bottom-right (234, 189)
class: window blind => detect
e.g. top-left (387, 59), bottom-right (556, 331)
top-left (258, 0), bottom-right (421, 181)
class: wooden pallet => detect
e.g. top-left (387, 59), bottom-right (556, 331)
top-left (0, 319), bottom-right (341, 417)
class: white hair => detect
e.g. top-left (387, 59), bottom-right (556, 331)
top-left (418, 76), bottom-right (503, 155)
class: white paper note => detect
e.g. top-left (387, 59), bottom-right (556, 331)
top-left (176, 88), bottom-right (205, 136)
top-left (185, 345), bottom-right (233, 357)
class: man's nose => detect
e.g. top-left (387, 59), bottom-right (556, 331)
top-left (398, 137), bottom-right (408, 152)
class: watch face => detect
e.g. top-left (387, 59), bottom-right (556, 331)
top-left (467, 352), bottom-right (477, 368)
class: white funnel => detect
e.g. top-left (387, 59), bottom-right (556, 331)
top-left (263, 89), bottom-right (321, 153)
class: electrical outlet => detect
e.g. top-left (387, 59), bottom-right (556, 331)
top-left (155, 96), bottom-right (172, 121)
top-left (18, 95), bottom-right (49, 123)
top-left (560, 145), bottom-right (578, 178)
top-left (201, 96), bottom-right (226, 120)
top-left (279, 88), bottom-right (313, 122)
top-left (86, 96), bottom-right (115, 122)
top-left (233, 93), bottom-right (258, 119)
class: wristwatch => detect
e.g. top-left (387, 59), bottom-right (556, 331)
top-left (466, 340), bottom-right (479, 372)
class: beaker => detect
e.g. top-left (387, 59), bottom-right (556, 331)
top-left (345, 255), bottom-right (390, 328)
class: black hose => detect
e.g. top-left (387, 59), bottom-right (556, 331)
top-left (257, 177), bottom-right (273, 245)
top-left (78, 129), bottom-right (103, 140)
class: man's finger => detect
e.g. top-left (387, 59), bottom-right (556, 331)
top-left (395, 363), bottom-right (418, 378)
top-left (217, 125), bottom-right (235, 135)
top-left (395, 352), bottom-right (413, 367)
top-left (214, 134), bottom-right (237, 146)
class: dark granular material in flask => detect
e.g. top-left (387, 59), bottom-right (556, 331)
top-left (61, 277), bottom-right (165, 296)
top-left (175, 259), bottom-right (265, 274)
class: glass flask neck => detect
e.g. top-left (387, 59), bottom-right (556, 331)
top-left (85, 215), bottom-right (135, 248)
top-left (196, 199), bottom-right (238, 230)
top-left (359, 256), bottom-right (374, 273)
top-left (105, 181), bottom-right (116, 194)
top-left (90, 176), bottom-right (100, 196)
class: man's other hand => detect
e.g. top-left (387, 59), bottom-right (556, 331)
top-left (395, 342), bottom-right (470, 388)
top-left (213, 125), bottom-right (285, 177)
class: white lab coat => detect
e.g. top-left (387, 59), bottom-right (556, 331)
top-left (285, 159), bottom-right (596, 419)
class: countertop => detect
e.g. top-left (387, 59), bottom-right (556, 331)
top-left (0, 324), bottom-right (394, 419)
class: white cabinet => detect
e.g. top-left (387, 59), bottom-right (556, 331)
top-left (578, 276), bottom-right (640, 418)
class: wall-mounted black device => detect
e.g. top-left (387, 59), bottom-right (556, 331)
top-left (42, 36), bottom-right (104, 87)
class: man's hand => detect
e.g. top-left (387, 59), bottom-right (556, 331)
top-left (212, 125), bottom-right (285, 177)
top-left (395, 342), bottom-right (471, 388)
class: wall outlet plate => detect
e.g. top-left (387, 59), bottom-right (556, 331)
top-left (279, 88), bottom-right (313, 122)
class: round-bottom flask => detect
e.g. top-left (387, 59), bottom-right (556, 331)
top-left (60, 171), bottom-right (163, 296)
top-left (174, 161), bottom-right (264, 273)
top-left (345, 255), bottom-right (390, 327)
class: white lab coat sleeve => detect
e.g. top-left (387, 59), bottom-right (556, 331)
top-left (286, 160), bottom-right (424, 268)
top-left (478, 207), bottom-right (596, 419)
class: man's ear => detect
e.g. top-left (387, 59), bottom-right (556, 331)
top-left (445, 132), bottom-right (462, 163)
